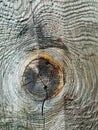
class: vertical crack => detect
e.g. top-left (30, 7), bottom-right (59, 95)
top-left (42, 85), bottom-right (48, 116)
top-left (38, 73), bottom-right (49, 130)
top-left (38, 74), bottom-right (48, 115)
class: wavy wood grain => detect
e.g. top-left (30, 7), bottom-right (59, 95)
top-left (0, 0), bottom-right (98, 129)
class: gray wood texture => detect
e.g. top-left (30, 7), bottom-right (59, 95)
top-left (0, 0), bottom-right (98, 129)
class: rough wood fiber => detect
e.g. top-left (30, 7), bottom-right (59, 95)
top-left (0, 0), bottom-right (98, 130)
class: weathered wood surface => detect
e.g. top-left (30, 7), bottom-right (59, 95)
top-left (0, 0), bottom-right (98, 129)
